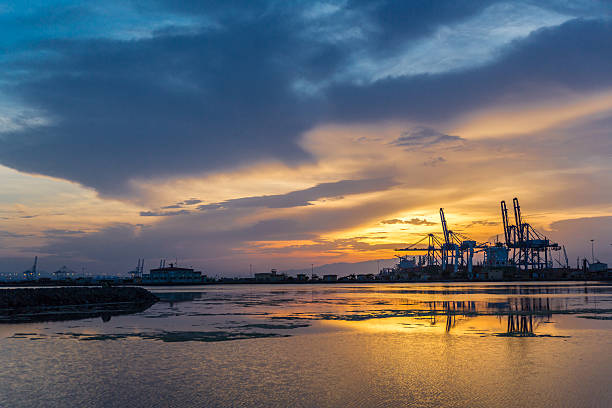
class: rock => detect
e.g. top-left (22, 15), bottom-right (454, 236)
top-left (0, 287), bottom-right (158, 323)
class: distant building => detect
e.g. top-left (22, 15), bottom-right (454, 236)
top-left (589, 262), bottom-right (608, 273)
top-left (484, 244), bottom-right (509, 267)
top-left (398, 256), bottom-right (417, 269)
top-left (378, 267), bottom-right (395, 278)
top-left (378, 256), bottom-right (422, 281)
top-left (53, 266), bottom-right (76, 280)
top-left (323, 274), bottom-right (337, 282)
top-left (356, 274), bottom-right (375, 281)
top-left (254, 269), bottom-right (287, 282)
top-left (142, 264), bottom-right (203, 283)
top-left (485, 269), bottom-right (504, 280)
top-left (296, 274), bottom-right (309, 281)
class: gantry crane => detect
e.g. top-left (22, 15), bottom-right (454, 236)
top-left (500, 197), bottom-right (560, 270)
top-left (396, 209), bottom-right (486, 278)
top-left (396, 233), bottom-right (445, 268)
top-left (439, 208), bottom-right (487, 277)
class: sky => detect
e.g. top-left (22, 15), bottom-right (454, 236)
top-left (1, 0), bottom-right (611, 276)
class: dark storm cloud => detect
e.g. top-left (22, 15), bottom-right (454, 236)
top-left (325, 18), bottom-right (612, 123)
top-left (344, 0), bottom-right (499, 51)
top-left (0, 8), bottom-right (326, 195)
top-left (198, 178), bottom-right (398, 210)
top-left (1, 3), bottom-right (612, 195)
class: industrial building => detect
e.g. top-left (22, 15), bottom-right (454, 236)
top-left (142, 264), bottom-right (204, 284)
top-left (254, 269), bottom-right (287, 282)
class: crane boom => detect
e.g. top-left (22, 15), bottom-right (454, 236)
top-left (513, 197), bottom-right (523, 241)
top-left (500, 200), bottom-right (510, 245)
top-left (440, 208), bottom-right (450, 245)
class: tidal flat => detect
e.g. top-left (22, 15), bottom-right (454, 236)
top-left (1, 282), bottom-right (611, 407)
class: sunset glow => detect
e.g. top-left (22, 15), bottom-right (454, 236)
top-left (0, 1), bottom-right (611, 276)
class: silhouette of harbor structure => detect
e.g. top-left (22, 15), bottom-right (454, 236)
top-left (392, 197), bottom-right (609, 282)
top-left (4, 197), bottom-right (609, 285)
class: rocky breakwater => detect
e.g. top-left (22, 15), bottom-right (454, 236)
top-left (0, 287), bottom-right (159, 323)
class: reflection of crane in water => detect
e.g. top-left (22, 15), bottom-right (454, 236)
top-left (424, 297), bottom-right (552, 335)
top-left (426, 300), bottom-right (479, 332)
top-left (445, 301), bottom-right (456, 332)
top-left (506, 297), bottom-right (551, 336)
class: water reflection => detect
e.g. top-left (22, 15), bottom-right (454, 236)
top-left (505, 297), bottom-right (551, 336)
top-left (2, 283), bottom-right (611, 340)
top-left (412, 297), bottom-right (555, 335)
top-left (153, 291), bottom-right (205, 304)
top-left (2, 282), bottom-right (612, 408)
top-left (140, 283), bottom-right (612, 339)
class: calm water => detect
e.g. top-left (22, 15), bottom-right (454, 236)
top-left (1, 282), bottom-right (612, 407)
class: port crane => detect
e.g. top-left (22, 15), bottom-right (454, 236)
top-left (553, 246), bottom-right (571, 269)
top-left (500, 197), bottom-right (560, 270)
top-left (130, 259), bottom-right (145, 279)
top-left (396, 209), bottom-right (487, 277)
top-left (393, 198), bottom-right (565, 280)
top-left (395, 233), bottom-right (445, 267)
top-left (23, 256), bottom-right (38, 280)
top-left (440, 208), bottom-right (455, 272)
top-left (439, 208), bottom-right (488, 277)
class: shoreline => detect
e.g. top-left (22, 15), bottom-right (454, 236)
top-left (0, 278), bottom-right (608, 288)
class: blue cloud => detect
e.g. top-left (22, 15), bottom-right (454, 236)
top-left (197, 178), bottom-right (398, 210)
top-left (0, 1), bottom-right (611, 196)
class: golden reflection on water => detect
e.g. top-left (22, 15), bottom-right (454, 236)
top-left (2, 283), bottom-right (612, 408)
top-left (319, 297), bottom-right (560, 337)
